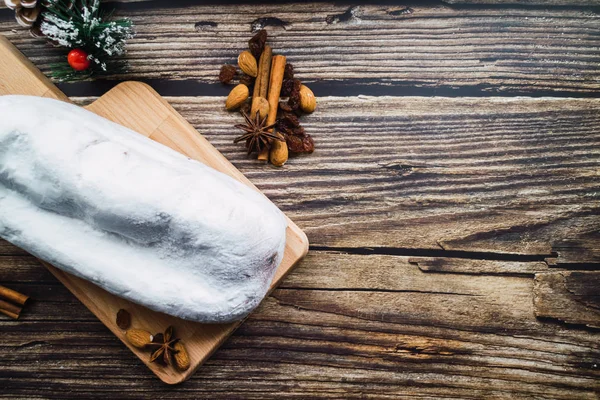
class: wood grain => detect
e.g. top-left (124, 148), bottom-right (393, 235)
top-left (545, 238), bottom-right (600, 267)
top-left (2, 3), bottom-right (600, 95)
top-left (410, 257), bottom-right (552, 275)
top-left (443, 0), bottom-right (600, 5)
top-left (62, 95), bottom-right (599, 256)
top-left (0, 34), bottom-right (67, 101)
top-left (534, 271), bottom-right (600, 328)
top-left (1, 252), bottom-right (599, 399)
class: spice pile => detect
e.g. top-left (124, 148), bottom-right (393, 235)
top-left (117, 309), bottom-right (190, 371)
top-left (219, 30), bottom-right (316, 166)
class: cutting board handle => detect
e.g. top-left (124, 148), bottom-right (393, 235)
top-left (0, 35), bottom-right (68, 100)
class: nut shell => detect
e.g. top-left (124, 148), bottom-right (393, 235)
top-left (225, 84), bottom-right (249, 111)
top-left (299, 85), bottom-right (316, 113)
top-left (238, 51), bottom-right (258, 78)
top-left (125, 329), bottom-right (153, 348)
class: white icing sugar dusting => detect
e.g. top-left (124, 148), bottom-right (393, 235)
top-left (0, 95), bottom-right (287, 323)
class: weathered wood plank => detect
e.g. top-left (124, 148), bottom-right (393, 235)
top-left (410, 257), bottom-right (552, 275)
top-left (0, 239), bottom-right (27, 255)
top-left (67, 96), bottom-right (600, 255)
top-left (0, 256), bottom-right (47, 283)
top-left (443, 0), bottom-right (599, 5)
top-left (1, 252), bottom-right (599, 398)
top-left (545, 238), bottom-right (600, 267)
top-left (534, 271), bottom-right (600, 328)
top-left (2, 3), bottom-right (600, 95)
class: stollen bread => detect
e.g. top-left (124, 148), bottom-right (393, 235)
top-left (0, 95), bottom-right (288, 323)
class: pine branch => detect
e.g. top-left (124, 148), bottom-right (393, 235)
top-left (39, 0), bottom-right (134, 81)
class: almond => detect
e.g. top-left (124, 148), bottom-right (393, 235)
top-left (238, 51), bottom-right (258, 77)
top-left (225, 84), bottom-right (249, 111)
top-left (251, 96), bottom-right (270, 120)
top-left (173, 341), bottom-right (190, 370)
top-left (299, 84), bottom-right (316, 113)
top-left (269, 133), bottom-right (288, 167)
top-left (125, 329), bottom-right (153, 348)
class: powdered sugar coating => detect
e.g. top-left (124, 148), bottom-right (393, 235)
top-left (0, 95), bottom-right (287, 323)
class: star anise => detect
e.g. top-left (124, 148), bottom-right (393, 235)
top-left (234, 111), bottom-right (284, 155)
top-left (148, 326), bottom-right (180, 366)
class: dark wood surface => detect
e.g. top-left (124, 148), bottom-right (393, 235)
top-left (1, 1), bottom-right (599, 399)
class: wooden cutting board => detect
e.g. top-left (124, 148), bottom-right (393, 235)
top-left (0, 36), bottom-right (309, 384)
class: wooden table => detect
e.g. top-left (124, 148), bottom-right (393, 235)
top-left (1, 1), bottom-right (599, 398)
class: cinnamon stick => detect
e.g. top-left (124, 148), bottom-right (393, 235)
top-left (0, 284), bottom-right (28, 306)
top-left (0, 299), bottom-right (22, 320)
top-left (266, 55), bottom-right (286, 123)
top-left (252, 45), bottom-right (272, 105)
top-left (266, 55), bottom-right (288, 165)
top-left (258, 55), bottom-right (286, 161)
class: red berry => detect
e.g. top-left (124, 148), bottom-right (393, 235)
top-left (67, 49), bottom-right (91, 71)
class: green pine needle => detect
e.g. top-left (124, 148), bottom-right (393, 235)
top-left (40, 0), bottom-right (135, 82)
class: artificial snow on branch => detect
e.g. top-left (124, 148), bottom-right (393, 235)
top-left (38, 0), bottom-right (134, 80)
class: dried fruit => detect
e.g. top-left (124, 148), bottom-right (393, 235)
top-left (238, 51), bottom-right (258, 77)
top-left (287, 79), bottom-right (302, 111)
top-left (234, 111), bottom-right (282, 154)
top-left (284, 63), bottom-right (294, 80)
top-left (239, 73), bottom-right (255, 88)
top-left (239, 101), bottom-right (251, 116)
top-left (281, 79), bottom-right (294, 97)
top-left (126, 329), bottom-right (153, 348)
top-left (299, 84), bottom-right (316, 113)
top-left (286, 133), bottom-right (315, 154)
top-left (173, 341), bottom-right (190, 371)
top-left (248, 29), bottom-right (267, 59)
top-left (148, 326), bottom-right (180, 366)
top-left (278, 112), bottom-right (300, 130)
top-left (279, 101), bottom-right (294, 113)
top-left (219, 64), bottom-right (236, 84)
top-left (226, 84), bottom-right (249, 110)
top-left (277, 112), bottom-right (314, 154)
top-left (116, 309), bottom-right (131, 330)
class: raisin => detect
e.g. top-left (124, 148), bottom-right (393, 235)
top-left (239, 73), bottom-right (255, 88)
top-left (279, 101), bottom-right (294, 112)
top-left (291, 79), bottom-right (302, 93)
top-left (292, 125), bottom-right (305, 136)
top-left (281, 79), bottom-right (294, 97)
top-left (281, 112), bottom-right (300, 128)
top-left (239, 101), bottom-right (251, 116)
top-left (288, 93), bottom-right (300, 111)
top-left (248, 29), bottom-right (267, 59)
top-left (285, 134), bottom-right (305, 153)
top-left (219, 64), bottom-right (236, 84)
top-left (285, 133), bottom-right (314, 153)
top-left (284, 63), bottom-right (294, 80)
top-left (301, 134), bottom-right (315, 153)
top-left (287, 79), bottom-right (302, 111)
